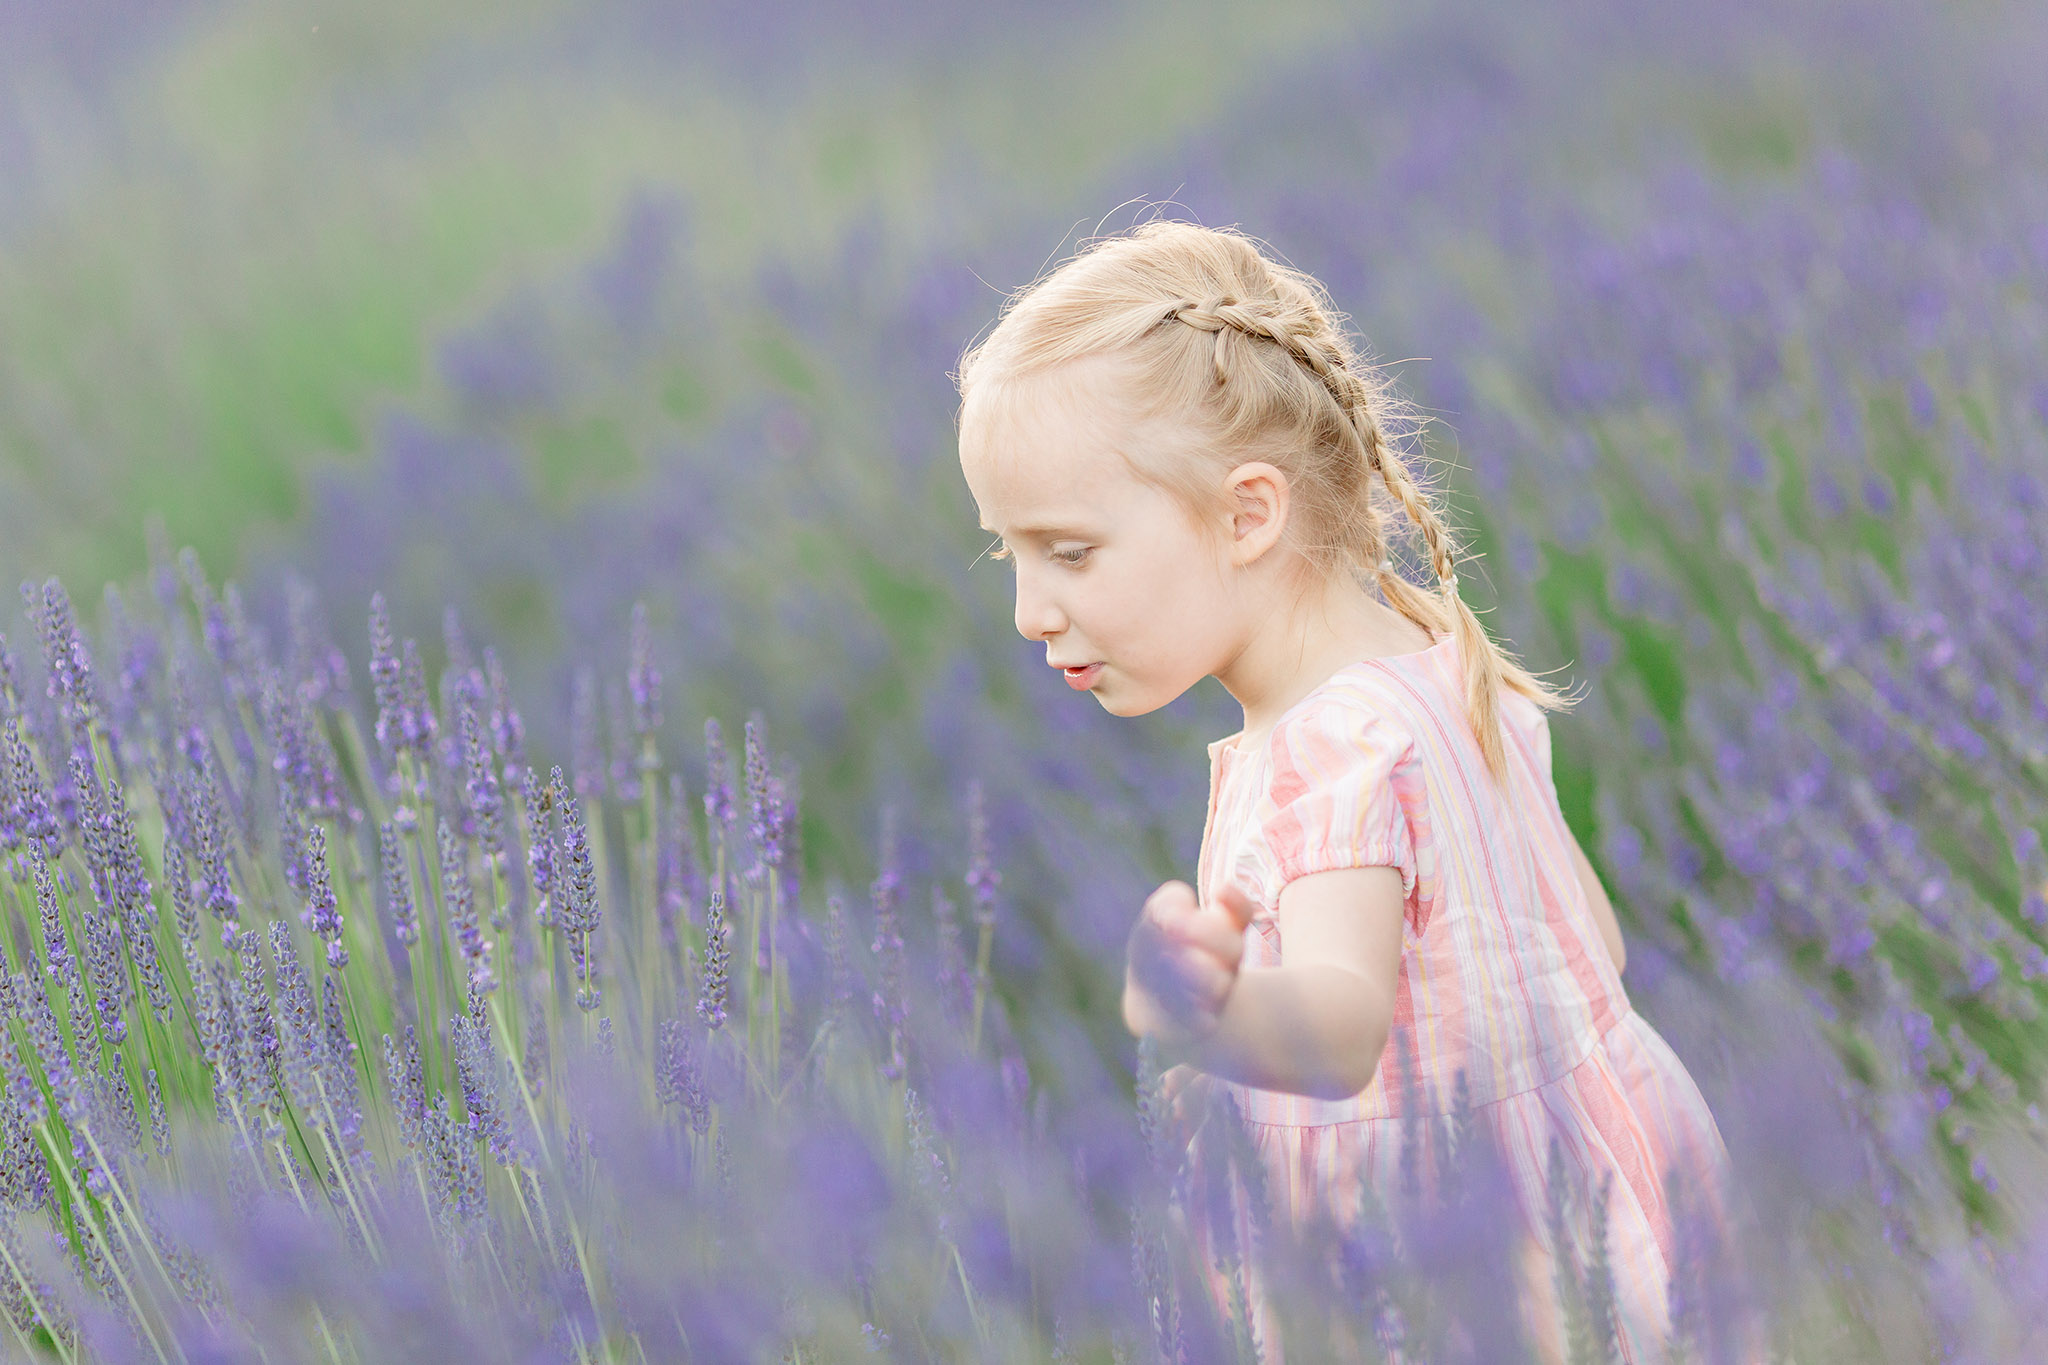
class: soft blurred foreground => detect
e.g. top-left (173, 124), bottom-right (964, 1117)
top-left (4, 0), bottom-right (2048, 1359)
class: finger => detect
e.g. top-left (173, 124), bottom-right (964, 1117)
top-left (1178, 904), bottom-right (1250, 966)
top-left (1142, 881), bottom-right (1200, 933)
top-left (1216, 881), bottom-right (1260, 932)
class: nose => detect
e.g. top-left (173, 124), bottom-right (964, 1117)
top-left (1012, 564), bottom-right (1068, 642)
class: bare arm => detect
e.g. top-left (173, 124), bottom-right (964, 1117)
top-left (1133, 866), bottom-right (1406, 1101)
top-left (1565, 823), bottom-right (1626, 976)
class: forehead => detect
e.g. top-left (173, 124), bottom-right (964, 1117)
top-left (958, 358), bottom-right (1148, 530)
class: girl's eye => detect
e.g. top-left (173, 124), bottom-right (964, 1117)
top-left (1051, 547), bottom-right (1091, 566)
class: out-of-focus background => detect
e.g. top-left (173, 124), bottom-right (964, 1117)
top-left (6, 1), bottom-right (2048, 1352)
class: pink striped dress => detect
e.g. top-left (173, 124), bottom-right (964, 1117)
top-left (1184, 631), bottom-right (1739, 1364)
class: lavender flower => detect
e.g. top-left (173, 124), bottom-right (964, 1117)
top-left (302, 822), bottom-right (347, 969)
top-left (31, 856), bottom-right (78, 993)
top-left (696, 888), bottom-right (729, 1030)
top-left (627, 602), bottom-right (661, 741)
top-left (522, 767), bottom-right (557, 929)
top-left (966, 779), bottom-right (1000, 929)
top-left (269, 920), bottom-right (323, 1120)
top-left (483, 647), bottom-right (527, 775)
top-left (871, 814), bottom-right (907, 1082)
top-left (368, 593), bottom-right (405, 757)
top-left (440, 819), bottom-right (493, 995)
top-left (4, 716), bottom-right (59, 859)
top-left (555, 773), bottom-right (601, 1011)
top-left (380, 821), bottom-right (418, 947)
top-left (453, 987), bottom-right (512, 1165)
top-left (398, 638), bottom-right (438, 757)
top-left (702, 718), bottom-right (733, 833)
top-left (460, 697), bottom-right (505, 869)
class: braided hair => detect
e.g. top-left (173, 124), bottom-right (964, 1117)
top-left (954, 220), bottom-right (1572, 786)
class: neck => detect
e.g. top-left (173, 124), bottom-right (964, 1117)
top-left (1216, 573), bottom-right (1434, 750)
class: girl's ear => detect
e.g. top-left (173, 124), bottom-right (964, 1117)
top-left (1225, 462), bottom-right (1289, 566)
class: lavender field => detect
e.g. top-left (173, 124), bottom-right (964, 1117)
top-left (2, 0), bottom-right (2046, 1359)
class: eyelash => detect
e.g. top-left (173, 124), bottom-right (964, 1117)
top-left (984, 541), bottom-right (1089, 567)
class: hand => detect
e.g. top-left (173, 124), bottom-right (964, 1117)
top-left (1122, 880), bottom-right (1259, 1045)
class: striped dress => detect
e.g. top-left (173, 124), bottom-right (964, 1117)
top-left (1183, 631), bottom-right (1739, 1364)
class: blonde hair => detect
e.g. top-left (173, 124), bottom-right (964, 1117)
top-left (954, 219), bottom-right (1573, 786)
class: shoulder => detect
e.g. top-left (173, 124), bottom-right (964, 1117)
top-left (1266, 685), bottom-right (1414, 805)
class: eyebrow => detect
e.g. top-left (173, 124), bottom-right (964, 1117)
top-left (978, 521), bottom-right (1092, 539)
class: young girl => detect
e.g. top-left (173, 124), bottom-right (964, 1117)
top-left (954, 221), bottom-right (1741, 1362)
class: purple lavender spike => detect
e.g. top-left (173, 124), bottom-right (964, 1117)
top-left (696, 888), bottom-right (729, 1030)
top-left (743, 717), bottom-right (771, 879)
top-left (368, 594), bottom-right (405, 758)
top-left (31, 856), bottom-right (77, 993)
top-left (439, 819), bottom-right (493, 996)
top-left (460, 698), bottom-right (505, 870)
top-left (452, 988), bottom-right (512, 1165)
top-left (384, 1026), bottom-right (429, 1160)
top-left (321, 975), bottom-right (365, 1155)
top-left (628, 602), bottom-right (661, 740)
top-left (606, 676), bottom-right (639, 805)
top-left (5, 715), bottom-right (60, 860)
top-left (398, 638), bottom-right (438, 757)
top-left (483, 647), bottom-right (526, 772)
top-left (702, 718), bottom-right (734, 834)
top-left (871, 811), bottom-right (907, 1082)
top-left (966, 780), bottom-right (1000, 931)
top-left (269, 920), bottom-right (323, 1121)
top-left (32, 579), bottom-right (101, 733)
top-left (522, 768), bottom-right (557, 930)
top-left (380, 822), bottom-right (418, 948)
top-left (191, 750), bottom-right (241, 943)
top-left (303, 823), bottom-right (347, 969)
top-left (556, 778), bottom-right (600, 1011)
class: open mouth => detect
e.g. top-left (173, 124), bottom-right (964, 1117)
top-left (1062, 663), bottom-right (1105, 690)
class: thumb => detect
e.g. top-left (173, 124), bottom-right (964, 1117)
top-left (1216, 881), bottom-right (1259, 932)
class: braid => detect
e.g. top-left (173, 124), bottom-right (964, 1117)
top-left (1165, 291), bottom-right (1522, 783)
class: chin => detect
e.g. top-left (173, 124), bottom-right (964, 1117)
top-left (1097, 683), bottom-right (1180, 718)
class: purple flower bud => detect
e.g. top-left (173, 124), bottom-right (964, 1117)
top-left (4, 716), bottom-right (59, 858)
top-left (655, 1018), bottom-right (711, 1137)
top-left (398, 638), bottom-right (437, 756)
top-left (605, 676), bottom-right (640, 804)
top-left (460, 698), bottom-right (505, 867)
top-left (555, 779), bottom-right (600, 1012)
top-left (319, 975), bottom-right (365, 1159)
top-left (871, 811), bottom-right (907, 1082)
top-left (522, 768), bottom-right (557, 929)
top-left (270, 920), bottom-right (323, 1118)
top-left (380, 822), bottom-right (417, 948)
top-left (368, 594), bottom-right (405, 757)
top-left (31, 856), bottom-right (78, 993)
top-left (303, 823), bottom-right (347, 969)
top-left (627, 602), bottom-right (661, 740)
top-left (440, 820), bottom-right (493, 996)
top-left (452, 987), bottom-right (512, 1165)
top-left (483, 647), bottom-right (526, 771)
top-left (702, 718), bottom-right (734, 832)
top-left (967, 780), bottom-right (1000, 929)
top-left (696, 888), bottom-right (729, 1030)
top-left (384, 1026), bottom-right (429, 1159)
top-left (30, 578), bottom-right (101, 732)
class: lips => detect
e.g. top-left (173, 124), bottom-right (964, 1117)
top-left (1062, 663), bottom-right (1105, 690)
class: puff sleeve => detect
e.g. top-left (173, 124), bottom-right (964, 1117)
top-left (1257, 698), bottom-right (1418, 908)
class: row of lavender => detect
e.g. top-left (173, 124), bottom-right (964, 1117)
top-left (0, 557), bottom-right (1698, 1362)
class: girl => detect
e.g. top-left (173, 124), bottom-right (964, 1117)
top-left (954, 221), bottom-right (1742, 1362)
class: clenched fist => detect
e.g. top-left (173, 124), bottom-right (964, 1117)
top-left (1122, 879), bottom-right (1259, 1045)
